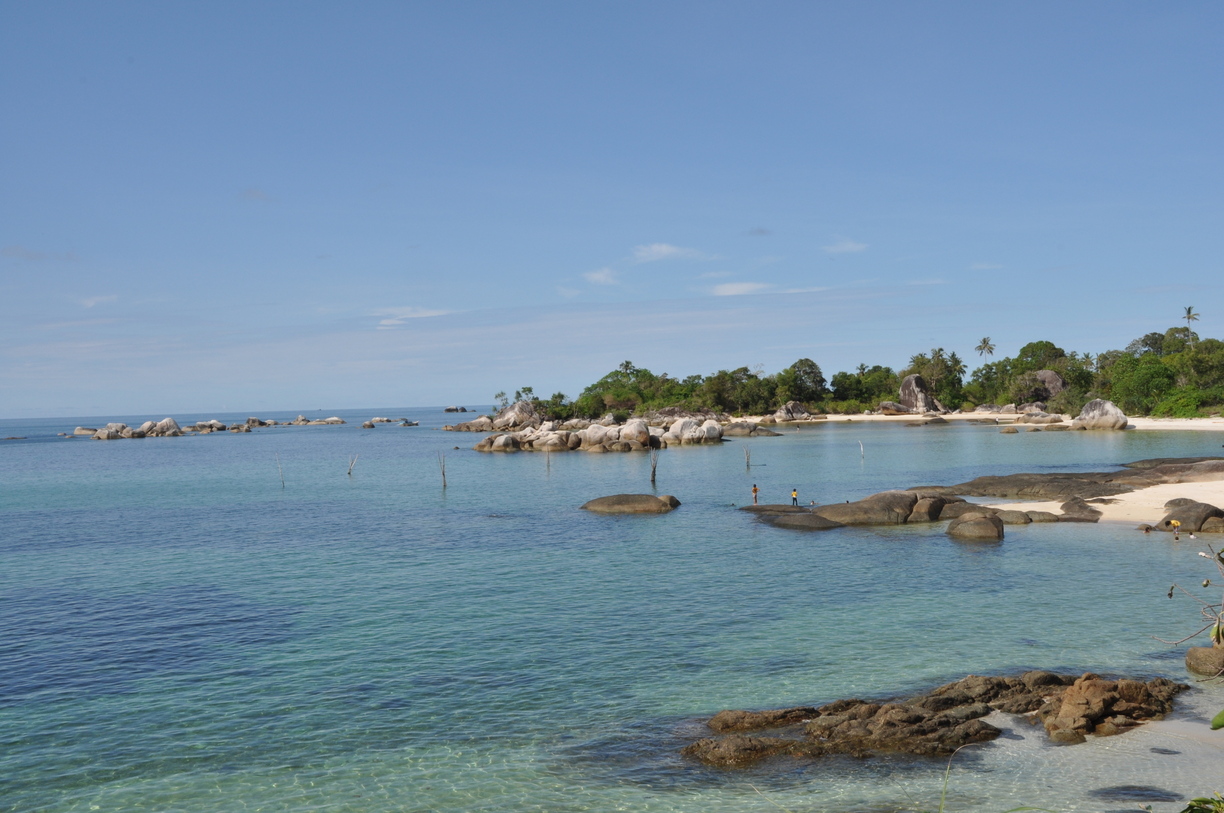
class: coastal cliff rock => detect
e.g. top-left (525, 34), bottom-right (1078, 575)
top-left (1071, 399), bottom-right (1128, 431)
top-left (682, 672), bottom-right (1187, 766)
top-left (581, 494), bottom-right (680, 514)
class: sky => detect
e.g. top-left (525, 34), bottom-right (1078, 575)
top-left (2, 2), bottom-right (1222, 417)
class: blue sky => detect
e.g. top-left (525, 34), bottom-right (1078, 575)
top-left (2, 2), bottom-right (1221, 417)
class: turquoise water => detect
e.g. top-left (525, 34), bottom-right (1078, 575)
top-left (3, 412), bottom-right (1224, 812)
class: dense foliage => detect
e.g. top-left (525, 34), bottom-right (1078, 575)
top-left (500, 316), bottom-right (1224, 420)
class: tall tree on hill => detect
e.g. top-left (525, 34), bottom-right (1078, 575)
top-left (975, 337), bottom-right (995, 359)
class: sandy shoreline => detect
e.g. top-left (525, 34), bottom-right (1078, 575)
top-left (745, 412), bottom-right (1224, 431)
top-left (984, 479), bottom-right (1224, 525)
top-left (741, 412), bottom-right (1224, 525)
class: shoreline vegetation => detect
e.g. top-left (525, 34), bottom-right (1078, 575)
top-left (492, 319), bottom-right (1224, 424)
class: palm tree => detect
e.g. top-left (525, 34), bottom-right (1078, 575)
top-left (1184, 307), bottom-right (1200, 350)
top-left (975, 337), bottom-right (995, 358)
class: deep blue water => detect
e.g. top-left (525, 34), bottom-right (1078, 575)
top-left (2, 410), bottom-right (1223, 812)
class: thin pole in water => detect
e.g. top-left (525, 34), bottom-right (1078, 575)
top-left (276, 453), bottom-right (285, 489)
top-left (858, 440), bottom-right (864, 459)
top-left (348, 454), bottom-right (359, 476)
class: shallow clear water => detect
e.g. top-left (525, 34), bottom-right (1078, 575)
top-left (2, 412), bottom-right (1223, 812)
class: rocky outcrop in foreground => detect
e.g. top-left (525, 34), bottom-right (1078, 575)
top-left (682, 672), bottom-right (1186, 767)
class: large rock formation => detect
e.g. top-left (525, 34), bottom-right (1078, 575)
top-left (773, 401), bottom-right (813, 422)
top-left (581, 494), bottom-right (680, 514)
top-left (1155, 500), bottom-right (1224, 532)
top-left (899, 374), bottom-right (942, 414)
top-left (492, 400), bottom-right (541, 431)
top-left (682, 672), bottom-right (1186, 766)
top-left (1071, 399), bottom-right (1128, 430)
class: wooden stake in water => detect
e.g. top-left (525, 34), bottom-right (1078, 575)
top-left (546, 448), bottom-right (551, 474)
top-left (276, 452), bottom-right (285, 489)
top-left (859, 440), bottom-right (865, 459)
top-left (348, 454), bottom-right (359, 476)
top-left (744, 447), bottom-right (751, 470)
top-left (437, 451), bottom-right (447, 488)
top-left (650, 448), bottom-right (660, 485)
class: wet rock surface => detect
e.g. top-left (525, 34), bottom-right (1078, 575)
top-left (682, 672), bottom-right (1187, 767)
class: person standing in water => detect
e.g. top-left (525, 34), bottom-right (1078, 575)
top-left (791, 488), bottom-right (798, 506)
top-left (752, 484), bottom-right (759, 505)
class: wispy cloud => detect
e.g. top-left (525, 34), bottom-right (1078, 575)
top-left (80, 295), bottom-right (118, 308)
top-left (242, 187), bottom-right (271, 201)
top-left (746, 227), bottom-right (772, 236)
top-left (970, 263), bottom-right (1002, 270)
top-left (583, 267), bottom-right (618, 285)
top-left (3, 245), bottom-right (79, 262)
top-left (632, 243), bottom-right (710, 263)
top-left (907, 279), bottom-right (948, 286)
top-left (712, 282), bottom-right (772, 296)
top-left (556, 286), bottom-right (580, 298)
top-left (373, 306), bottom-right (452, 328)
top-left (698, 270), bottom-right (733, 279)
top-left (780, 286), bottom-right (831, 294)
top-left (822, 240), bottom-right (867, 254)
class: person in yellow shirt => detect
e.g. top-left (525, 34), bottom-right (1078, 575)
top-left (791, 489), bottom-right (798, 506)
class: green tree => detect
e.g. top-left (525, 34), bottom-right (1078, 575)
top-left (1109, 353), bottom-right (1177, 414)
top-left (775, 358), bottom-right (827, 404)
top-left (975, 337), bottom-right (995, 358)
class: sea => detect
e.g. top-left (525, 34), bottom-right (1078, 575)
top-left (2, 409), bottom-right (1223, 813)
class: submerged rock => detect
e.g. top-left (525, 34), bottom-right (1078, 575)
top-left (581, 494), bottom-right (680, 514)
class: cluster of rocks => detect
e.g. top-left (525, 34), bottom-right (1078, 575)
top-left (285, 415), bottom-right (346, 426)
top-left (75, 413), bottom-right (370, 439)
top-left (745, 491), bottom-right (1038, 541)
top-left (682, 671), bottom-right (1187, 767)
top-left (744, 458), bottom-right (1224, 539)
top-left (764, 401), bottom-right (827, 423)
top-left (443, 406), bottom-right (468, 413)
top-left (448, 402), bottom-right (732, 453)
top-left (361, 417), bottom-right (419, 428)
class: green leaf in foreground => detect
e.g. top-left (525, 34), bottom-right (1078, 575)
top-left (1211, 708), bottom-right (1224, 731)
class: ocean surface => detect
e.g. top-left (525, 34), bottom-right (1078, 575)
top-left (3, 409), bottom-right (1224, 813)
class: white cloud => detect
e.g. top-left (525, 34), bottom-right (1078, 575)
top-left (632, 243), bottom-right (709, 263)
top-left (907, 279), bottom-right (948, 286)
top-left (583, 267), bottom-right (618, 285)
top-left (822, 240), bottom-right (868, 254)
top-left (81, 295), bottom-right (118, 308)
top-left (780, 286), bottom-right (831, 294)
top-left (712, 282), bottom-right (772, 296)
top-left (373, 306), bottom-right (452, 328)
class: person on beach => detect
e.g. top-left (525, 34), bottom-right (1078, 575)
top-left (752, 484), bottom-right (759, 505)
top-left (791, 489), bottom-right (798, 506)
top-left (1171, 519), bottom-right (1181, 540)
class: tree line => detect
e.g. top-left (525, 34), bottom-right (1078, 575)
top-left (500, 309), bottom-right (1224, 420)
